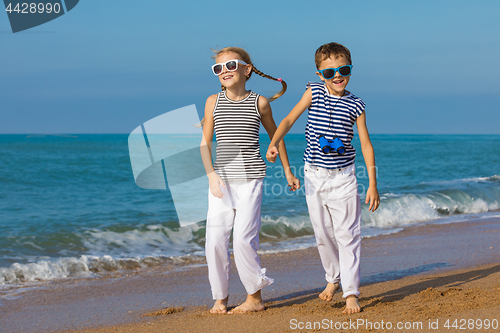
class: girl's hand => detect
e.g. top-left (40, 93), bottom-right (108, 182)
top-left (208, 173), bottom-right (225, 199)
top-left (266, 145), bottom-right (279, 163)
top-left (365, 186), bottom-right (380, 212)
top-left (285, 173), bottom-right (300, 192)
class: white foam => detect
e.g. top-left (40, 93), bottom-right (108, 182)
top-left (362, 194), bottom-right (440, 227)
top-left (0, 252), bottom-right (206, 286)
top-left (0, 256), bottom-right (92, 285)
top-left (362, 188), bottom-right (500, 228)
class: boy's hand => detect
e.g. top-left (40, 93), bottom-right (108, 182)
top-left (266, 145), bottom-right (279, 163)
top-left (285, 173), bottom-right (300, 191)
top-left (365, 186), bottom-right (380, 212)
top-left (208, 173), bottom-right (225, 199)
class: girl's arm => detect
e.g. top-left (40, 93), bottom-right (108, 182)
top-left (356, 111), bottom-right (380, 212)
top-left (259, 96), bottom-right (300, 191)
top-left (266, 87), bottom-right (312, 163)
top-left (200, 94), bottom-right (225, 198)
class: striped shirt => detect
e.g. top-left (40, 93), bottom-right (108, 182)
top-left (303, 82), bottom-right (365, 169)
top-left (213, 90), bottom-right (267, 180)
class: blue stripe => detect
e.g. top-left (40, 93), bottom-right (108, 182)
top-left (140, 124), bottom-right (150, 148)
top-left (303, 82), bottom-right (365, 169)
top-left (61, 0), bottom-right (68, 13)
top-left (160, 159), bottom-right (169, 189)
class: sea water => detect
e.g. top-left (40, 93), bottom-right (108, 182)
top-left (0, 134), bottom-right (499, 286)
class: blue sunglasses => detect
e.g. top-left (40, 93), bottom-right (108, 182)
top-left (317, 65), bottom-right (352, 79)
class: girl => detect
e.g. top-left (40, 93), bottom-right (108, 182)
top-left (200, 47), bottom-right (299, 314)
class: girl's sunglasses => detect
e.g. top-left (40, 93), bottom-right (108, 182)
top-left (212, 59), bottom-right (248, 76)
top-left (317, 65), bottom-right (353, 79)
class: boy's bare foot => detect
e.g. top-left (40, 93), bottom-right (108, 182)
top-left (228, 290), bottom-right (265, 314)
top-left (210, 296), bottom-right (228, 314)
top-left (343, 295), bottom-right (361, 314)
top-left (319, 282), bottom-right (340, 302)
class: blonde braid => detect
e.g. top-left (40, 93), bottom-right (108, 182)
top-left (250, 65), bottom-right (287, 102)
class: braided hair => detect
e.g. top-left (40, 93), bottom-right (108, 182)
top-left (196, 47), bottom-right (286, 127)
top-left (212, 47), bottom-right (287, 102)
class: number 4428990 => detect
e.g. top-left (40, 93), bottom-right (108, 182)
top-left (5, 2), bottom-right (61, 14)
top-left (444, 318), bottom-right (498, 330)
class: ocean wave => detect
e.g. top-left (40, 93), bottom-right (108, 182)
top-left (419, 174), bottom-right (500, 185)
top-left (260, 215), bottom-right (314, 242)
top-left (2, 175), bottom-right (498, 286)
top-left (79, 223), bottom-right (205, 259)
top-left (0, 254), bottom-right (204, 286)
top-left (362, 176), bottom-right (500, 227)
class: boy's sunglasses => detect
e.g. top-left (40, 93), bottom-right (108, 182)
top-left (317, 65), bottom-right (353, 79)
top-left (211, 59), bottom-right (248, 76)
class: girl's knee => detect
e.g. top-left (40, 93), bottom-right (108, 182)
top-left (335, 229), bottom-right (360, 246)
top-left (232, 233), bottom-right (259, 253)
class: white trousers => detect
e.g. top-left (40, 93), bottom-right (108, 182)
top-left (205, 178), bottom-right (273, 300)
top-left (304, 163), bottom-right (361, 298)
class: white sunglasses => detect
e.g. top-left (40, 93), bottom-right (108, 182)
top-left (211, 59), bottom-right (248, 75)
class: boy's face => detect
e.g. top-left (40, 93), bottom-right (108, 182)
top-left (316, 55), bottom-right (350, 96)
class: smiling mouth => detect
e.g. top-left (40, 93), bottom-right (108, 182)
top-left (223, 75), bottom-right (233, 80)
top-left (333, 79), bottom-right (344, 85)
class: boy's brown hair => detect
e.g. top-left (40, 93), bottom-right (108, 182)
top-left (314, 42), bottom-right (352, 69)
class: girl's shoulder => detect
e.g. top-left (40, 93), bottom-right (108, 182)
top-left (207, 91), bottom-right (222, 100)
top-left (256, 94), bottom-right (269, 113)
top-left (205, 93), bottom-right (219, 105)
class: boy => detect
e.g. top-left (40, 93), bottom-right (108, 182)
top-left (266, 42), bottom-right (380, 314)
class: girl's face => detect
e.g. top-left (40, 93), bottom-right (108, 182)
top-left (215, 51), bottom-right (251, 89)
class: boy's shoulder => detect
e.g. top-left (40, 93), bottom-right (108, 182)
top-left (345, 91), bottom-right (365, 105)
top-left (306, 81), bottom-right (324, 91)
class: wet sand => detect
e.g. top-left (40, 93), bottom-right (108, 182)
top-left (64, 263), bottom-right (500, 333)
top-left (1, 217), bottom-right (499, 332)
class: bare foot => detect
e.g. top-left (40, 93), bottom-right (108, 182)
top-left (319, 282), bottom-right (340, 302)
top-left (210, 296), bottom-right (228, 314)
top-left (342, 295), bottom-right (361, 314)
top-left (228, 290), bottom-right (265, 314)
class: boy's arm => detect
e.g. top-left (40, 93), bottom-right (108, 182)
top-left (200, 94), bottom-right (225, 199)
top-left (266, 87), bottom-right (312, 163)
top-left (259, 96), bottom-right (300, 191)
top-left (356, 111), bottom-right (380, 212)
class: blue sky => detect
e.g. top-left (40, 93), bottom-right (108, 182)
top-left (1, 0), bottom-right (499, 134)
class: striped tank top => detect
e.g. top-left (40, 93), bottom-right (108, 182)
top-left (304, 82), bottom-right (365, 169)
top-left (213, 90), bottom-right (267, 180)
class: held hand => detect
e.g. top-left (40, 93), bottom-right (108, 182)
top-left (208, 173), bottom-right (225, 199)
top-left (286, 173), bottom-right (301, 192)
top-left (365, 186), bottom-right (380, 212)
top-left (266, 145), bottom-right (279, 163)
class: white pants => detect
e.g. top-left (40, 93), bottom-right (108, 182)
top-left (205, 178), bottom-right (273, 300)
top-left (304, 163), bottom-right (361, 298)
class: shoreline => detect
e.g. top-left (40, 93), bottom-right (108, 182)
top-left (65, 263), bottom-right (500, 333)
top-left (1, 216), bottom-right (499, 332)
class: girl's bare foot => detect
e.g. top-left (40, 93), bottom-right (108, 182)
top-left (319, 282), bottom-right (340, 301)
top-left (210, 296), bottom-right (228, 314)
top-left (343, 295), bottom-right (361, 314)
top-left (228, 290), bottom-right (265, 314)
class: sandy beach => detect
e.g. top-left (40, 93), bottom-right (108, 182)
top-left (66, 263), bottom-right (500, 333)
top-left (1, 216), bottom-right (499, 333)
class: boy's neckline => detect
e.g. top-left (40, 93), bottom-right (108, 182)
top-left (321, 82), bottom-right (351, 98)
